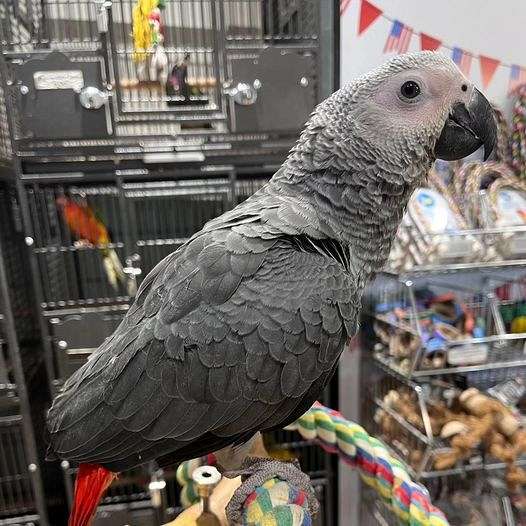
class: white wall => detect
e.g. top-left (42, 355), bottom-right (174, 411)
top-left (340, 0), bottom-right (526, 112)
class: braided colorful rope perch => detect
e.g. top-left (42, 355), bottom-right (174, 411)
top-left (176, 402), bottom-right (450, 526)
top-left (287, 402), bottom-right (449, 526)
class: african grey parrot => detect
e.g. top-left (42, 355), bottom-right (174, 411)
top-left (46, 51), bottom-right (496, 526)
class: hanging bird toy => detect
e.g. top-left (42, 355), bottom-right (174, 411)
top-left (132, 0), bottom-right (167, 83)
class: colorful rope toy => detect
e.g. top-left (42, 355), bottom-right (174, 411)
top-left (177, 402), bottom-right (450, 526)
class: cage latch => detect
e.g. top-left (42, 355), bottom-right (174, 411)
top-left (223, 80), bottom-right (261, 106)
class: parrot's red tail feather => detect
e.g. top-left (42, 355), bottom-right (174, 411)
top-left (68, 464), bottom-right (117, 526)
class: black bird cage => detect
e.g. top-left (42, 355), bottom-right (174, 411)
top-left (0, 198), bottom-right (48, 525)
top-left (0, 0), bottom-right (331, 161)
top-left (0, 0), bottom-right (338, 523)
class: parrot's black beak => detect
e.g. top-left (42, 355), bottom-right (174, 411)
top-left (434, 88), bottom-right (497, 161)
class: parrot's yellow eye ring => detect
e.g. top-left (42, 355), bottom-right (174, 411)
top-left (400, 80), bottom-right (421, 100)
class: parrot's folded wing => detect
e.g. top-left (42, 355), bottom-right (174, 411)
top-left (47, 228), bottom-right (358, 472)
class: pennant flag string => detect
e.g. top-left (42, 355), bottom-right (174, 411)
top-left (451, 46), bottom-right (473, 76)
top-left (509, 65), bottom-right (526, 95)
top-left (340, 0), bottom-right (352, 16)
top-left (346, 0), bottom-right (524, 73)
top-left (358, 0), bottom-right (383, 35)
top-left (479, 55), bottom-right (501, 89)
top-left (420, 33), bottom-right (441, 52)
top-left (384, 20), bottom-right (413, 55)
top-left (343, 0), bottom-right (526, 92)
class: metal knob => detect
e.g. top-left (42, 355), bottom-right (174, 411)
top-left (148, 472), bottom-right (166, 509)
top-left (79, 86), bottom-right (107, 109)
top-left (228, 81), bottom-right (260, 106)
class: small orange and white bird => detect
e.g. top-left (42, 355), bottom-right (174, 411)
top-left (57, 196), bottom-right (136, 296)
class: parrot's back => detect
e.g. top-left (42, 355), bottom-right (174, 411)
top-left (47, 181), bottom-right (360, 472)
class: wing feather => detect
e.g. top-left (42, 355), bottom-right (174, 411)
top-left (48, 228), bottom-right (358, 471)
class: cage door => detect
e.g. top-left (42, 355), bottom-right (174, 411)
top-left (226, 47), bottom-right (316, 133)
top-left (107, 0), bottom-right (225, 123)
top-left (11, 50), bottom-right (112, 140)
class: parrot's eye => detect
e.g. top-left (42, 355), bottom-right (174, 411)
top-left (400, 81), bottom-right (421, 100)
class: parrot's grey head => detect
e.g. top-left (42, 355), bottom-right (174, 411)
top-left (311, 51), bottom-right (497, 174)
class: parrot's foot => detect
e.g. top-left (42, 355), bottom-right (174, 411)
top-left (225, 456), bottom-right (319, 524)
top-left (214, 433), bottom-right (263, 473)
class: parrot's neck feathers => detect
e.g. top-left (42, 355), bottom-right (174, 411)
top-left (271, 140), bottom-right (429, 278)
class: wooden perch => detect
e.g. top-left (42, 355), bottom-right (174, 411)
top-left (164, 435), bottom-right (269, 526)
top-left (119, 77), bottom-right (217, 90)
